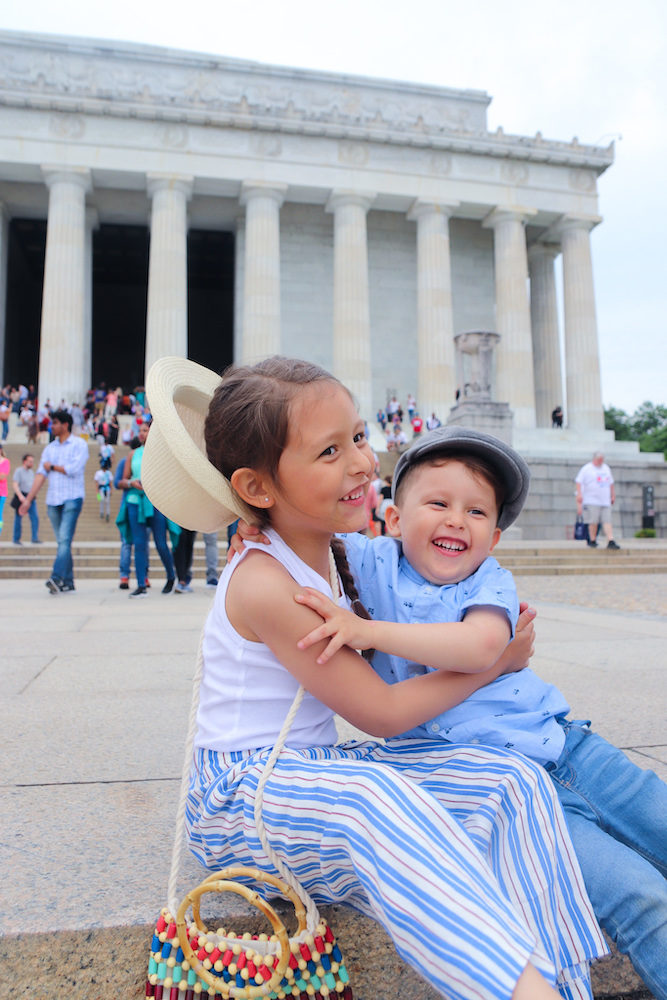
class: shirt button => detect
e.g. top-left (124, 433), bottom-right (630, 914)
top-left (430, 722), bottom-right (440, 733)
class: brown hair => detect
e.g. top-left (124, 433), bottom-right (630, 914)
top-left (394, 451), bottom-right (506, 522)
top-left (205, 356), bottom-right (373, 652)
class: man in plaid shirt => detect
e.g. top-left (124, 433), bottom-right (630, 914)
top-left (20, 409), bottom-right (89, 593)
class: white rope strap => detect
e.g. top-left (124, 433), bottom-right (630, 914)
top-left (168, 627), bottom-right (206, 916)
top-left (168, 548), bottom-right (341, 928)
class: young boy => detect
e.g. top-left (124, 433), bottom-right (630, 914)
top-left (296, 426), bottom-right (667, 1000)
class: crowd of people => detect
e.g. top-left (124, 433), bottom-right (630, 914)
top-left (376, 391), bottom-right (442, 453)
top-left (1, 380), bottom-right (222, 598)
top-left (0, 380), bottom-right (151, 446)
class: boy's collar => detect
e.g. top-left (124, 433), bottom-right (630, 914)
top-left (398, 545), bottom-right (495, 589)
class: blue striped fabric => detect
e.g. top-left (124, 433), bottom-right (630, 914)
top-left (186, 738), bottom-right (607, 1000)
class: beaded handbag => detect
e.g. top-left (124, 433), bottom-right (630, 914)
top-left (145, 552), bottom-right (353, 999)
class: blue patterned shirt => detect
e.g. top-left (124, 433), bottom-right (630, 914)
top-left (37, 434), bottom-right (89, 505)
top-left (341, 533), bottom-right (570, 764)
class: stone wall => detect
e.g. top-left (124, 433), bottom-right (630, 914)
top-left (516, 457), bottom-right (667, 540)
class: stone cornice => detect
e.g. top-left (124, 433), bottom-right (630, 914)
top-left (0, 31), bottom-right (615, 174)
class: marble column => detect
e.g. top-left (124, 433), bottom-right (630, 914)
top-left (38, 167), bottom-right (91, 408)
top-left (528, 243), bottom-right (562, 427)
top-left (145, 174), bottom-right (193, 373)
top-left (0, 203), bottom-right (7, 387)
top-left (408, 200), bottom-right (458, 421)
top-left (239, 182), bottom-right (287, 362)
top-left (551, 215), bottom-right (604, 431)
top-left (83, 208), bottom-right (98, 397)
top-left (326, 190), bottom-right (375, 421)
top-left (483, 207), bottom-right (537, 428)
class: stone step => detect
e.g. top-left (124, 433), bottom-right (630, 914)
top-left (0, 911), bottom-right (651, 1000)
top-left (3, 539), bottom-right (667, 579)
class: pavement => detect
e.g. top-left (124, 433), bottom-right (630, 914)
top-left (1, 573), bottom-right (665, 999)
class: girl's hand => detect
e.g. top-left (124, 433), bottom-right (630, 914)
top-left (227, 519), bottom-right (270, 561)
top-left (497, 602), bottom-right (536, 675)
top-left (295, 588), bottom-right (373, 663)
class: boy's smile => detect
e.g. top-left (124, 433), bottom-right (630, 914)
top-left (385, 459), bottom-right (502, 586)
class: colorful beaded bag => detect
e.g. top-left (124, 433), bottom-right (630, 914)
top-left (146, 552), bottom-right (353, 999)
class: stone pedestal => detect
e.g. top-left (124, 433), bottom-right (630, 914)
top-left (38, 167), bottom-right (92, 407)
top-left (240, 182), bottom-right (287, 362)
top-left (447, 400), bottom-right (514, 444)
top-left (448, 331), bottom-right (514, 443)
top-left (145, 174), bottom-right (193, 373)
top-left (327, 190), bottom-right (375, 420)
top-left (408, 200), bottom-right (458, 420)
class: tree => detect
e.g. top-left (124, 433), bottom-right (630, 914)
top-left (604, 402), bottom-right (667, 457)
top-left (630, 401), bottom-right (667, 438)
top-left (604, 406), bottom-right (633, 440)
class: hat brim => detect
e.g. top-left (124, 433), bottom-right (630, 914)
top-left (142, 357), bottom-right (257, 533)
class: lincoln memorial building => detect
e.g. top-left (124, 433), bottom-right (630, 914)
top-left (0, 30), bottom-right (616, 455)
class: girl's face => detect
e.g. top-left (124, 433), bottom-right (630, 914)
top-left (271, 382), bottom-right (374, 539)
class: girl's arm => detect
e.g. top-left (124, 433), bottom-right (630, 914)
top-left (295, 588), bottom-right (511, 673)
top-left (227, 551), bottom-right (524, 738)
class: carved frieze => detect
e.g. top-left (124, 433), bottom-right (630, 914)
top-left (49, 112), bottom-right (85, 139)
top-left (338, 140), bottom-right (369, 166)
top-left (0, 33), bottom-right (615, 171)
top-left (568, 168), bottom-right (596, 192)
top-left (500, 161), bottom-right (529, 185)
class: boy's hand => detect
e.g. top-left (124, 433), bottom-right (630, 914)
top-left (228, 520), bottom-right (270, 561)
top-left (497, 602), bottom-right (536, 674)
top-left (295, 588), bottom-right (372, 663)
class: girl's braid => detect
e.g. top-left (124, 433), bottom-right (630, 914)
top-left (330, 536), bottom-right (374, 661)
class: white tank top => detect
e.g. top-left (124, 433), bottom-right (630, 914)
top-left (195, 529), bottom-right (341, 752)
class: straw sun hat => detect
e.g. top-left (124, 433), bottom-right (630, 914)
top-left (142, 356), bottom-right (256, 532)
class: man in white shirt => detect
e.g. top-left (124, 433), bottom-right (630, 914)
top-left (20, 409), bottom-right (89, 592)
top-left (575, 451), bottom-right (620, 550)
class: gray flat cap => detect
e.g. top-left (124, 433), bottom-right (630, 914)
top-left (392, 426), bottom-right (530, 530)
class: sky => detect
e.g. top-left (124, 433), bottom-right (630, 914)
top-left (2, 0), bottom-right (666, 413)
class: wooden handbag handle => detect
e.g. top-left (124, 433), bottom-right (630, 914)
top-left (176, 866), bottom-right (307, 997)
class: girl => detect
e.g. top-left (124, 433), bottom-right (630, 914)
top-left (145, 357), bottom-right (606, 1000)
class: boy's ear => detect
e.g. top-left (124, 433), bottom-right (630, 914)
top-left (489, 526), bottom-right (502, 552)
top-left (230, 468), bottom-right (274, 511)
top-left (383, 503), bottom-right (402, 537)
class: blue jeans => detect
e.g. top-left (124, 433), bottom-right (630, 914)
top-left (119, 538), bottom-right (132, 579)
top-left (46, 498), bottom-right (83, 586)
top-left (126, 501), bottom-right (148, 587)
top-left (548, 721), bottom-right (667, 999)
top-left (13, 499), bottom-right (40, 542)
top-left (203, 531), bottom-right (218, 579)
top-left (150, 508), bottom-right (175, 581)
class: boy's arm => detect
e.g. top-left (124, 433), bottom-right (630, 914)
top-left (233, 551), bottom-right (528, 737)
top-left (295, 589), bottom-right (511, 672)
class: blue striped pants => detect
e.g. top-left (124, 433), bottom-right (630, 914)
top-left (186, 739), bottom-right (607, 1000)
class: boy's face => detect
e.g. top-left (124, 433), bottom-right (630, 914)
top-left (385, 459), bottom-right (501, 586)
